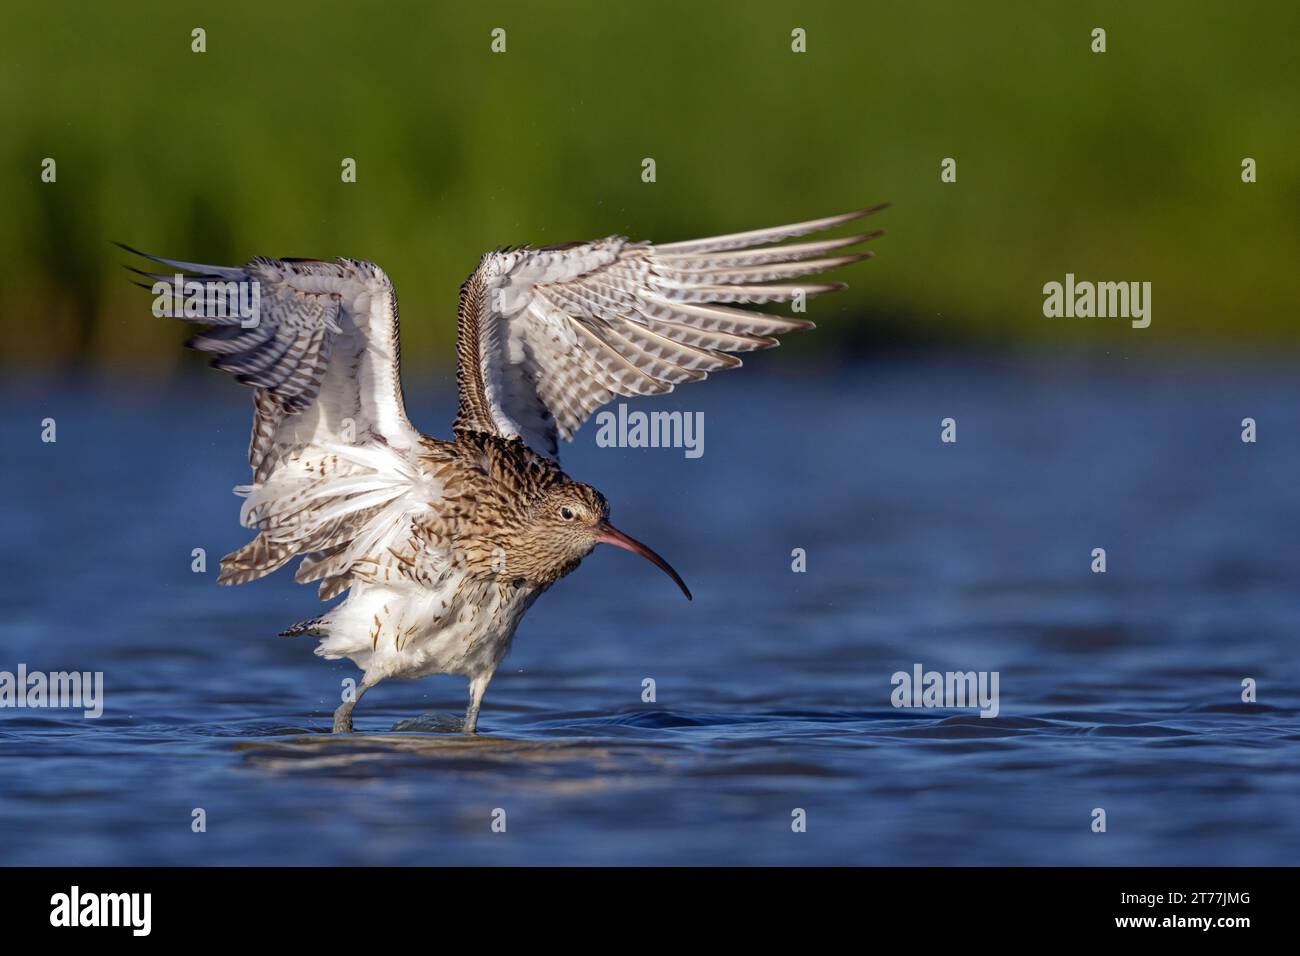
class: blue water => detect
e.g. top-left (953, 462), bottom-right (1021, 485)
top-left (2, 353), bottom-right (1298, 865)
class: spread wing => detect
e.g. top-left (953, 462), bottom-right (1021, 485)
top-left (123, 251), bottom-right (422, 476)
top-left (125, 250), bottom-right (440, 598)
top-left (451, 204), bottom-right (887, 458)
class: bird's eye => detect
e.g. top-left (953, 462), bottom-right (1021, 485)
top-left (560, 506), bottom-right (575, 520)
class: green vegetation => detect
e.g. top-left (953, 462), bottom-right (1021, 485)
top-left (1, 1), bottom-right (1296, 373)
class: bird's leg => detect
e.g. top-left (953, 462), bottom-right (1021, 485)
top-left (332, 677), bottom-right (376, 734)
top-left (463, 673), bottom-right (492, 735)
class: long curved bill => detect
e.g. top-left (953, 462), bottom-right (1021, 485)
top-left (596, 522), bottom-right (692, 600)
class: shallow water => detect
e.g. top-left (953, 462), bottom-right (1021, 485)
top-left (2, 353), bottom-right (1298, 865)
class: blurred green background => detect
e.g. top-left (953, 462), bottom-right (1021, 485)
top-left (1, 0), bottom-right (1296, 375)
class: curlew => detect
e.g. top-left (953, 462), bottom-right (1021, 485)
top-left (123, 205), bottom-right (886, 732)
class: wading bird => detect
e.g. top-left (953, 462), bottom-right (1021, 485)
top-left (124, 205), bottom-right (885, 733)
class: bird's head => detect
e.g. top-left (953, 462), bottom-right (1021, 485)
top-left (510, 479), bottom-right (691, 599)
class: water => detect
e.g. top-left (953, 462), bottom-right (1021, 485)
top-left (2, 353), bottom-right (1298, 865)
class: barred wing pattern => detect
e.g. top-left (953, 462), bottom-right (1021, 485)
top-left (127, 251), bottom-right (440, 596)
top-left (125, 252), bottom-right (422, 476)
top-left (452, 205), bottom-right (886, 458)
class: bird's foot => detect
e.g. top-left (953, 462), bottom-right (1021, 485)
top-left (332, 701), bottom-right (355, 734)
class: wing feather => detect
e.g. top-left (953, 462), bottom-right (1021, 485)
top-left (451, 205), bottom-right (886, 456)
top-left (125, 248), bottom-right (439, 598)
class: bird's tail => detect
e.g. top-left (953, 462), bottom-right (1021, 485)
top-left (279, 616), bottom-right (329, 638)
